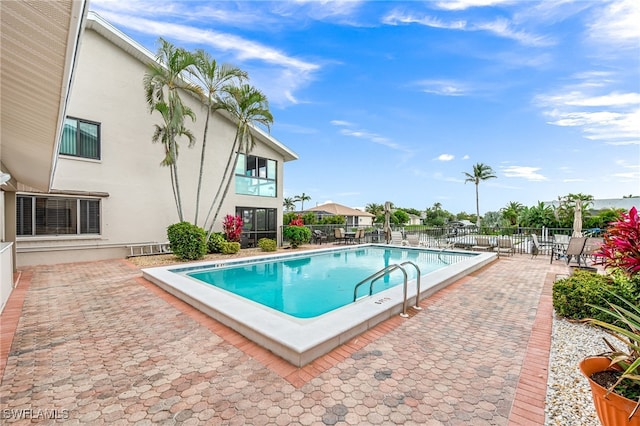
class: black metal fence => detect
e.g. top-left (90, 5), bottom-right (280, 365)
top-left (280, 224), bottom-right (603, 256)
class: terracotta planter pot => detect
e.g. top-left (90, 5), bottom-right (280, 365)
top-left (579, 356), bottom-right (640, 426)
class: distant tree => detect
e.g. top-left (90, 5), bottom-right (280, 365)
top-left (519, 202), bottom-right (556, 228)
top-left (283, 197), bottom-right (296, 212)
top-left (283, 212), bottom-right (297, 225)
top-left (463, 163), bottom-right (497, 227)
top-left (365, 203), bottom-right (384, 217)
top-left (455, 211), bottom-right (476, 222)
top-left (501, 201), bottom-right (524, 227)
top-left (482, 211), bottom-right (505, 228)
top-left (392, 210), bottom-right (410, 225)
top-left (295, 193), bottom-right (312, 211)
top-left (623, 194), bottom-right (639, 198)
top-left (301, 212), bottom-right (317, 225)
top-left (401, 207), bottom-right (422, 216)
top-left (320, 215), bottom-right (346, 225)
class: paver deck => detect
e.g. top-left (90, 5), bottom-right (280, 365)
top-left (0, 254), bottom-right (570, 424)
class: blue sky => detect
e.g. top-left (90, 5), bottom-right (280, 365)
top-left (91, 0), bottom-right (639, 215)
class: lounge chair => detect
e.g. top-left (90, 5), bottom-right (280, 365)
top-left (471, 236), bottom-right (492, 251)
top-left (390, 231), bottom-right (403, 245)
top-left (406, 234), bottom-right (420, 247)
top-left (495, 238), bottom-right (514, 257)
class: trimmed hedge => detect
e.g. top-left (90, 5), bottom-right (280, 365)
top-left (167, 222), bottom-right (207, 261)
top-left (552, 269), bottom-right (636, 322)
top-left (220, 241), bottom-right (240, 254)
top-left (258, 238), bottom-right (277, 252)
top-left (282, 225), bottom-right (311, 248)
top-left (207, 232), bottom-right (226, 254)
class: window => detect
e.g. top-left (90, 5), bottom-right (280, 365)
top-left (60, 117), bottom-right (100, 160)
top-left (235, 154), bottom-right (277, 197)
top-left (17, 195), bottom-right (100, 236)
top-left (236, 207), bottom-right (277, 248)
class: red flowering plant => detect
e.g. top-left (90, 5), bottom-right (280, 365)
top-left (595, 206), bottom-right (640, 277)
top-left (223, 214), bottom-right (244, 243)
top-left (282, 215), bottom-right (311, 248)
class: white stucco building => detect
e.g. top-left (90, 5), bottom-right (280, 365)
top-left (2, 6), bottom-right (297, 288)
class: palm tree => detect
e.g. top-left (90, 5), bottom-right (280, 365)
top-left (143, 38), bottom-right (198, 222)
top-left (283, 197), bottom-right (296, 212)
top-left (295, 193), bottom-right (311, 211)
top-left (463, 163), bottom-right (497, 227)
top-left (501, 201), bottom-right (523, 227)
top-left (190, 50), bottom-right (247, 226)
top-left (204, 84), bottom-right (273, 237)
top-left (365, 203), bottom-right (384, 217)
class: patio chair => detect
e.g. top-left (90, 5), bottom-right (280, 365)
top-left (334, 228), bottom-right (347, 244)
top-left (582, 237), bottom-right (604, 265)
top-left (553, 236), bottom-right (587, 265)
top-left (313, 230), bottom-right (327, 244)
top-left (495, 238), bottom-right (514, 257)
top-left (352, 229), bottom-right (365, 244)
top-left (531, 234), bottom-right (542, 258)
top-left (471, 236), bottom-right (492, 251)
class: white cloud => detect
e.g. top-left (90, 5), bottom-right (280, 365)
top-left (416, 79), bottom-right (468, 96)
top-left (436, 154), bottom-right (455, 161)
top-left (433, 0), bottom-right (515, 11)
top-left (502, 166), bottom-right (548, 181)
top-left (587, 0), bottom-right (640, 49)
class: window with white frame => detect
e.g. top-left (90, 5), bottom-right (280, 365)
top-left (234, 153), bottom-right (277, 197)
top-left (60, 117), bottom-right (101, 160)
top-left (17, 195), bottom-right (101, 236)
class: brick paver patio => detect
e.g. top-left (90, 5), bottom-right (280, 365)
top-left (1, 254), bottom-right (569, 424)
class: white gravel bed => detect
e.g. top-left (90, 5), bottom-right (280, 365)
top-left (545, 315), bottom-right (611, 425)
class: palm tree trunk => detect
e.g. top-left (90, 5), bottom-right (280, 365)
top-left (203, 133), bottom-right (240, 236)
top-left (194, 105), bottom-right (211, 226)
top-left (475, 183), bottom-right (480, 227)
top-left (209, 149), bottom-right (242, 238)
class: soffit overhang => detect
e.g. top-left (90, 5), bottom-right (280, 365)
top-left (0, 0), bottom-right (87, 191)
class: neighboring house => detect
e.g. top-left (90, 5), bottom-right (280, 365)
top-left (303, 202), bottom-right (375, 227)
top-left (8, 11), bottom-right (297, 268)
top-left (407, 214), bottom-right (422, 226)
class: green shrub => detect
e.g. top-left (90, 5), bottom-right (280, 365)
top-left (282, 225), bottom-right (311, 248)
top-left (207, 232), bottom-right (226, 254)
top-left (167, 222), bottom-right (207, 261)
top-left (220, 241), bottom-right (240, 254)
top-left (552, 269), bottom-right (636, 321)
top-left (258, 238), bottom-right (277, 252)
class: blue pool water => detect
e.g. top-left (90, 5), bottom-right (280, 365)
top-left (185, 246), bottom-right (473, 319)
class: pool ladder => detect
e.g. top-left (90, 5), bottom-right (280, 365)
top-left (352, 261), bottom-right (422, 318)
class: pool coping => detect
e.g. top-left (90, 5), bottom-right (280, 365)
top-left (142, 244), bottom-right (496, 366)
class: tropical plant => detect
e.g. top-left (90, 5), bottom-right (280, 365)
top-left (595, 207), bottom-right (640, 277)
top-left (204, 84), bottom-right (273, 238)
top-left (222, 214), bottom-right (244, 243)
top-left (519, 202), bottom-right (557, 228)
top-left (190, 49), bottom-right (247, 226)
top-left (282, 215), bottom-right (311, 248)
top-left (501, 201), bottom-right (523, 227)
top-left (206, 232), bottom-right (226, 254)
top-left (144, 38), bottom-right (199, 222)
top-left (283, 197), bottom-right (296, 212)
top-left (463, 163), bottom-right (496, 227)
top-left (295, 193), bottom-right (311, 211)
top-left (554, 193), bottom-right (594, 228)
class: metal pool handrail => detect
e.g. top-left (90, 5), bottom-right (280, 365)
top-left (352, 261), bottom-right (422, 318)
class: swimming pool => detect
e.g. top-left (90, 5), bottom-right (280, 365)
top-left (185, 246), bottom-right (473, 318)
top-left (143, 244), bottom-right (496, 366)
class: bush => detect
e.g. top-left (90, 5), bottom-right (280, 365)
top-left (282, 225), bottom-right (311, 248)
top-left (207, 232), bottom-right (226, 254)
top-left (167, 222), bottom-right (207, 261)
top-left (552, 269), bottom-right (636, 321)
top-left (220, 241), bottom-right (240, 254)
top-left (258, 238), bottom-right (277, 252)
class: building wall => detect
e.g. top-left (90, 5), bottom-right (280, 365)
top-left (16, 25), bottom-right (290, 266)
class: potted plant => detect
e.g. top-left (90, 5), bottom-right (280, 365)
top-left (579, 206), bottom-right (640, 425)
top-left (580, 294), bottom-right (640, 425)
